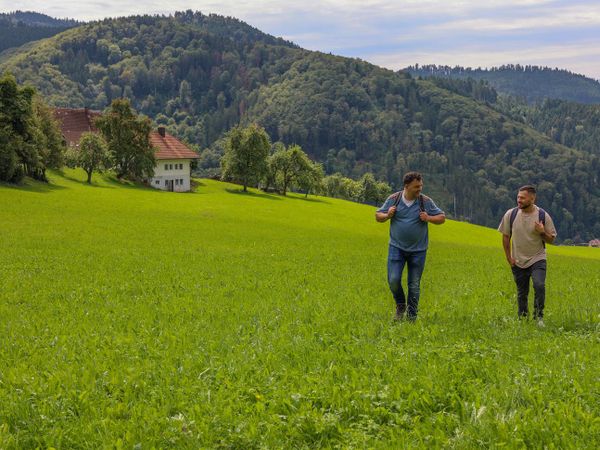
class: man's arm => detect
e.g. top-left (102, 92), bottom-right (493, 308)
top-left (502, 234), bottom-right (515, 266)
top-left (376, 206), bottom-right (396, 223)
top-left (535, 221), bottom-right (556, 244)
top-left (419, 212), bottom-right (445, 224)
top-left (541, 230), bottom-right (556, 244)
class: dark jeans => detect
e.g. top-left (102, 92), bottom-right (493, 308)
top-left (387, 245), bottom-right (427, 319)
top-left (511, 260), bottom-right (547, 319)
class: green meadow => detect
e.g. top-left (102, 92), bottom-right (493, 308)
top-left (1, 170), bottom-right (599, 449)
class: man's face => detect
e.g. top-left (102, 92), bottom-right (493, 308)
top-left (404, 179), bottom-right (423, 198)
top-left (517, 190), bottom-right (535, 209)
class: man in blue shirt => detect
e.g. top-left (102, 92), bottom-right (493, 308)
top-left (376, 172), bottom-right (445, 321)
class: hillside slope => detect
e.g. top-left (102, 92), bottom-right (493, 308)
top-left (0, 172), bottom-right (598, 447)
top-left (0, 13), bottom-right (598, 240)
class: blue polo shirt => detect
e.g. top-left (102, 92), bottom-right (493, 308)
top-left (377, 193), bottom-right (444, 252)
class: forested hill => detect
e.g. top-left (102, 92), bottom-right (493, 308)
top-left (0, 11), bottom-right (79, 27)
top-left (1, 12), bottom-right (599, 241)
top-left (406, 64), bottom-right (600, 104)
top-left (0, 11), bottom-right (80, 54)
top-left (496, 97), bottom-right (600, 158)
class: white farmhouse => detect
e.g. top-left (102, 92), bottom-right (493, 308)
top-left (53, 108), bottom-right (199, 192)
top-left (149, 127), bottom-right (199, 192)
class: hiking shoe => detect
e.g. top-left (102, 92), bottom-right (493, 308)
top-left (393, 304), bottom-right (406, 321)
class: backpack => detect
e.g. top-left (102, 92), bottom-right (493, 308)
top-left (509, 207), bottom-right (546, 247)
top-left (392, 191), bottom-right (426, 212)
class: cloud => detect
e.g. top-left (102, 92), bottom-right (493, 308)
top-left (431, 5), bottom-right (600, 32)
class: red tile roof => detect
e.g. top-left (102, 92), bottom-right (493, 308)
top-left (53, 108), bottom-right (198, 160)
top-left (53, 107), bottom-right (102, 147)
top-left (150, 130), bottom-right (199, 160)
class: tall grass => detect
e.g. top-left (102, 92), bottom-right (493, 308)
top-left (1, 170), bottom-right (598, 448)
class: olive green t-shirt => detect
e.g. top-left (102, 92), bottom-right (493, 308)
top-left (498, 206), bottom-right (557, 268)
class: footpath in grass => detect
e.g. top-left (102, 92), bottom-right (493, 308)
top-left (1, 170), bottom-right (599, 448)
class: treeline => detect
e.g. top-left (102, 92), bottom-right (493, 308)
top-left (0, 11), bottom-right (80, 27)
top-left (406, 64), bottom-right (600, 104)
top-left (220, 124), bottom-right (390, 205)
top-left (1, 13), bottom-right (598, 240)
top-left (0, 74), bottom-right (64, 182)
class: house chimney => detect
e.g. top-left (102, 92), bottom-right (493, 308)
top-left (158, 126), bottom-right (166, 137)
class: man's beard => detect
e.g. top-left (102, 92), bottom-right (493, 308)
top-left (519, 202), bottom-right (532, 209)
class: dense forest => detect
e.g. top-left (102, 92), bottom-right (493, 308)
top-left (407, 64), bottom-right (600, 105)
top-left (0, 12), bottom-right (598, 242)
top-left (0, 11), bottom-right (79, 54)
top-left (498, 98), bottom-right (600, 158)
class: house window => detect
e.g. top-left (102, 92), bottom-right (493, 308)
top-left (180, 178), bottom-right (184, 185)
top-left (169, 164), bottom-right (173, 170)
top-left (155, 180), bottom-right (159, 185)
top-left (164, 164), bottom-right (168, 170)
top-left (179, 164), bottom-right (183, 170)
top-left (165, 180), bottom-right (168, 186)
top-left (175, 179), bottom-right (179, 186)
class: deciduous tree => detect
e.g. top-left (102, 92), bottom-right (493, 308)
top-left (77, 132), bottom-right (109, 184)
top-left (221, 124), bottom-right (270, 192)
top-left (95, 98), bottom-right (155, 180)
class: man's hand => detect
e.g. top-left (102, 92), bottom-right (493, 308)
top-left (534, 221), bottom-right (545, 234)
top-left (387, 206), bottom-right (397, 219)
top-left (419, 211), bottom-right (429, 222)
top-left (502, 234), bottom-right (514, 265)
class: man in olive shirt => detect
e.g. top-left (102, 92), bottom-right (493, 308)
top-left (498, 185), bottom-right (557, 326)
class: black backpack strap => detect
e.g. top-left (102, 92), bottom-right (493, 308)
top-left (418, 194), bottom-right (425, 212)
top-left (509, 207), bottom-right (519, 236)
top-left (538, 208), bottom-right (546, 224)
top-left (392, 190), bottom-right (402, 208)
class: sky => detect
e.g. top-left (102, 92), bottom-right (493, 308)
top-left (3, 0), bottom-right (600, 80)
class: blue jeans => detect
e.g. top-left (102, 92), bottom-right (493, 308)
top-left (387, 245), bottom-right (427, 319)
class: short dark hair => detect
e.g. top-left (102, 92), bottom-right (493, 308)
top-left (518, 185), bottom-right (536, 195)
top-left (403, 171), bottom-right (422, 186)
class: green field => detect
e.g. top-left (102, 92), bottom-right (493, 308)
top-left (1, 170), bottom-right (599, 448)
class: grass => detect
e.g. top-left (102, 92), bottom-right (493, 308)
top-left (1, 169), bottom-right (599, 448)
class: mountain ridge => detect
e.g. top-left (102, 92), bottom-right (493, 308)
top-left (406, 64), bottom-right (600, 104)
